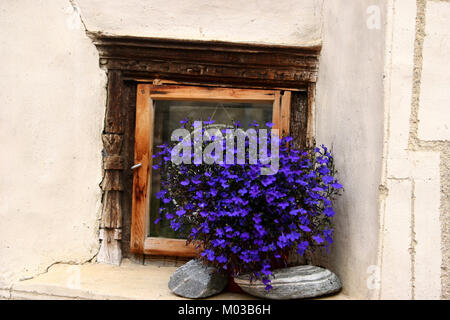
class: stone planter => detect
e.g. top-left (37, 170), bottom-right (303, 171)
top-left (234, 265), bottom-right (342, 299)
top-left (168, 259), bottom-right (228, 298)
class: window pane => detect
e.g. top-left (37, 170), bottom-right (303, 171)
top-left (148, 100), bottom-right (273, 238)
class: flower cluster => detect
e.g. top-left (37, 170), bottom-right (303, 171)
top-left (153, 120), bottom-right (343, 290)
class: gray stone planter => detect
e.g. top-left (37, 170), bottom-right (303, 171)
top-left (234, 265), bottom-right (342, 299)
top-left (168, 259), bottom-right (228, 298)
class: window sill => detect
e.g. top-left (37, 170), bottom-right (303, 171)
top-left (4, 259), bottom-right (253, 300)
top-left (3, 259), bottom-right (349, 300)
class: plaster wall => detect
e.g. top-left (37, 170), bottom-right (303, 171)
top-left (76, 0), bottom-right (323, 46)
top-left (0, 0), bottom-right (106, 288)
top-left (314, 0), bottom-right (387, 299)
top-left (0, 0), bottom-right (324, 289)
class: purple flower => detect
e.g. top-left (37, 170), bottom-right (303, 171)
top-left (253, 214), bottom-right (262, 224)
top-left (313, 235), bottom-right (324, 244)
top-left (240, 232), bottom-right (250, 240)
top-left (216, 255), bottom-right (227, 263)
top-left (322, 175), bottom-right (334, 184)
top-left (331, 182), bottom-right (343, 189)
top-left (176, 209), bottom-right (186, 217)
top-left (324, 207), bottom-right (335, 217)
top-left (162, 197), bottom-right (172, 204)
top-left (155, 190), bottom-right (167, 199)
top-left (216, 228), bottom-right (224, 237)
top-left (191, 176), bottom-right (202, 184)
top-left (261, 175), bottom-right (276, 187)
top-left (297, 241), bottom-right (309, 255)
top-left (153, 123), bottom-right (343, 293)
top-left (299, 225), bottom-right (311, 232)
top-left (278, 201), bottom-right (289, 209)
top-left (238, 188), bottom-right (248, 196)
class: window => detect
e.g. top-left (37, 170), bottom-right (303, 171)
top-left (131, 84), bottom-right (292, 256)
top-left (93, 35), bottom-right (318, 264)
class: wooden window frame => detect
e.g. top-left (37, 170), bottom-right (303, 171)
top-left (131, 84), bottom-right (292, 256)
top-left (91, 35), bottom-right (320, 264)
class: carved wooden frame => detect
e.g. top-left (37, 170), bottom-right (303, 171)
top-left (90, 34), bottom-right (320, 264)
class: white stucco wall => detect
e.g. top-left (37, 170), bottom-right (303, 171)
top-left (314, 0), bottom-right (387, 299)
top-left (0, 0), bottom-right (106, 287)
top-left (76, 0), bottom-right (323, 46)
top-left (0, 0), bottom-right (324, 289)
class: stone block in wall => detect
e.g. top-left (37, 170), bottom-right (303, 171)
top-left (418, 2), bottom-right (450, 141)
top-left (380, 179), bottom-right (412, 299)
top-left (411, 151), bottom-right (441, 299)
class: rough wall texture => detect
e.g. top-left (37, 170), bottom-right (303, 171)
top-left (76, 0), bottom-right (323, 46)
top-left (379, 0), bottom-right (448, 299)
top-left (414, 0), bottom-right (450, 300)
top-left (0, 0), bottom-right (106, 287)
top-left (0, 0), bottom-right (447, 300)
top-left (314, 0), bottom-right (387, 299)
top-left (315, 0), bottom-right (448, 299)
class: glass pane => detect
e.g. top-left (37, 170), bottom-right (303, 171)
top-left (148, 100), bottom-right (273, 238)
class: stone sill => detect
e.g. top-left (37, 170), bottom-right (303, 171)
top-left (0, 259), bottom-right (349, 300)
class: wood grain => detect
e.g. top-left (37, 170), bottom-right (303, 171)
top-left (100, 170), bottom-right (123, 191)
top-left (90, 34), bottom-right (320, 89)
top-left (307, 83), bottom-right (316, 147)
top-left (102, 134), bottom-right (123, 154)
top-left (130, 83), bottom-right (153, 253)
top-left (149, 85), bottom-right (276, 102)
top-left (290, 91), bottom-right (309, 150)
top-left (97, 229), bottom-right (122, 266)
top-left (101, 191), bottom-right (122, 228)
top-left (271, 91), bottom-right (281, 134)
top-left (105, 71), bottom-right (124, 134)
top-left (144, 238), bottom-right (198, 257)
top-left (103, 155), bottom-right (125, 170)
top-left (280, 91), bottom-right (292, 137)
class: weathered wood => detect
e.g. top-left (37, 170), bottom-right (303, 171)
top-left (272, 92), bottom-right (281, 133)
top-left (149, 85), bottom-right (276, 102)
top-left (90, 34), bottom-right (320, 89)
top-left (306, 83), bottom-right (316, 147)
top-left (99, 228), bottom-right (122, 240)
top-left (120, 81), bottom-right (137, 258)
top-left (105, 71), bottom-right (124, 134)
top-left (100, 170), bottom-right (123, 191)
top-left (130, 84), bottom-right (153, 253)
top-left (97, 229), bottom-right (122, 266)
top-left (102, 134), bottom-right (123, 155)
top-left (94, 35), bottom-right (318, 260)
top-left (103, 155), bottom-right (125, 170)
top-left (100, 75), bottom-right (125, 264)
top-left (144, 238), bottom-right (198, 257)
top-left (290, 91), bottom-right (309, 150)
top-left (280, 91), bottom-right (292, 137)
top-left (135, 78), bottom-right (305, 92)
top-left (101, 190), bottom-right (122, 228)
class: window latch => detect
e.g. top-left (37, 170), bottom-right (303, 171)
top-left (131, 163), bottom-right (142, 170)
